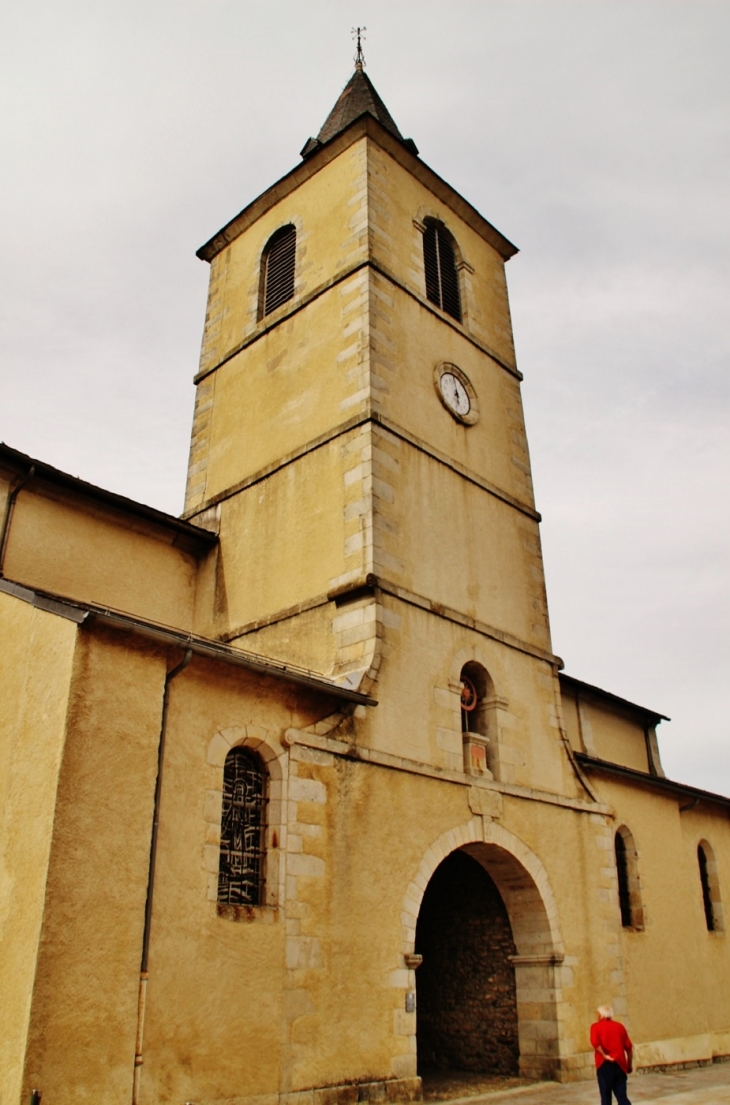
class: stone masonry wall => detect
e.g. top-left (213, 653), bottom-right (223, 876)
top-left (415, 851), bottom-right (519, 1075)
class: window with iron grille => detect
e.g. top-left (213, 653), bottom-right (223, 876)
top-left (423, 219), bottom-right (462, 322)
top-left (218, 747), bottom-right (266, 906)
top-left (261, 224), bottom-right (296, 318)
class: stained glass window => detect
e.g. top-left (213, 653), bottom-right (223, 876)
top-left (218, 747), bottom-right (266, 906)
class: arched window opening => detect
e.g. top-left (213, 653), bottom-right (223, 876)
top-left (460, 662), bottom-right (495, 778)
top-left (615, 832), bottom-right (632, 927)
top-left (614, 826), bottom-right (644, 930)
top-left (260, 224), bottom-right (296, 318)
top-left (423, 219), bottom-right (462, 322)
top-left (460, 662), bottom-right (488, 736)
top-left (698, 841), bottom-right (724, 932)
top-left (218, 747), bottom-right (267, 907)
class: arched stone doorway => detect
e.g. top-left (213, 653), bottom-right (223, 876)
top-left (402, 822), bottom-right (565, 1082)
top-left (415, 850), bottom-right (519, 1075)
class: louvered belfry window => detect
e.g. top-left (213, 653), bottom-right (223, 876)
top-left (261, 224), bottom-right (296, 317)
top-left (423, 219), bottom-right (462, 322)
top-left (218, 747), bottom-right (266, 906)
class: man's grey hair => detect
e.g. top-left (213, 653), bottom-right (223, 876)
top-left (597, 1005), bottom-right (614, 1019)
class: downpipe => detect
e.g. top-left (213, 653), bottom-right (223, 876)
top-left (132, 647), bottom-right (192, 1105)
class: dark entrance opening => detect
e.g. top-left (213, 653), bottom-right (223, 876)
top-left (415, 849), bottom-right (519, 1078)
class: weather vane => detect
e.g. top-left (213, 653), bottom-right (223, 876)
top-left (352, 26), bottom-right (366, 70)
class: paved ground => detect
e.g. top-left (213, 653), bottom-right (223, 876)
top-left (427, 1063), bottom-right (730, 1105)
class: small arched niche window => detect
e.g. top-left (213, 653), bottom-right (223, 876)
top-left (218, 746), bottom-right (267, 907)
top-left (460, 661), bottom-right (490, 737)
top-left (423, 218), bottom-right (462, 323)
top-left (698, 841), bottom-right (724, 932)
top-left (614, 826), bottom-right (644, 930)
top-left (460, 661), bottom-right (497, 778)
top-left (260, 224), bottom-right (296, 318)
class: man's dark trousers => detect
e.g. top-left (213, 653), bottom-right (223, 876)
top-left (597, 1060), bottom-right (631, 1105)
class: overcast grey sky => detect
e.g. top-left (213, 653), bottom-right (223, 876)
top-left (2, 1), bottom-right (728, 793)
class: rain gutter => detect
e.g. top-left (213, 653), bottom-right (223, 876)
top-left (0, 578), bottom-right (377, 707)
top-left (133, 647), bottom-right (193, 1104)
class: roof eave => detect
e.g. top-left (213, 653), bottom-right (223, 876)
top-left (0, 443), bottom-right (218, 557)
top-left (0, 577), bottom-right (377, 707)
top-left (559, 672), bottom-right (669, 724)
top-left (575, 753), bottom-right (730, 809)
top-left (196, 114), bottom-right (518, 264)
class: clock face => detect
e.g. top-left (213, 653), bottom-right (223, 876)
top-left (433, 363), bottom-right (479, 425)
top-left (440, 372), bottom-right (471, 417)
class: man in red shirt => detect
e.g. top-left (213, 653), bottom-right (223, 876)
top-left (590, 1005), bottom-right (633, 1105)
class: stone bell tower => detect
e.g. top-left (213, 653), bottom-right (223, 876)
top-left (184, 60), bottom-right (570, 798)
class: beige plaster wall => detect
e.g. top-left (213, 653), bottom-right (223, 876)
top-left (198, 139), bottom-right (370, 379)
top-left (199, 271), bottom-right (370, 502)
top-left (561, 689), bottom-right (650, 773)
top-left (367, 277), bottom-right (534, 508)
top-left (9, 607), bottom-right (730, 1100)
top-left (2, 489), bottom-right (198, 629)
top-left (591, 777), bottom-right (730, 1064)
top-left (370, 442), bottom-right (549, 652)
top-left (586, 704), bottom-right (649, 772)
top-left (229, 603), bottom-right (339, 677)
top-left (187, 138), bottom-right (372, 512)
top-left (212, 436), bottom-right (352, 638)
top-left (561, 691), bottom-right (583, 752)
top-left (366, 141), bottom-right (517, 368)
top-left (351, 595), bottom-right (570, 796)
top-left (21, 628), bottom-right (168, 1105)
top-left (136, 658), bottom-right (337, 1104)
top-left (0, 596), bottom-right (77, 1105)
top-left (679, 807), bottom-right (730, 1052)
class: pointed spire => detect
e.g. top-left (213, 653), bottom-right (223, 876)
top-left (300, 42), bottom-right (418, 160)
top-left (316, 68), bottom-right (405, 146)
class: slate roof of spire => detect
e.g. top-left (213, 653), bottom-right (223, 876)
top-left (319, 68), bottom-right (404, 143)
top-left (301, 69), bottom-right (418, 159)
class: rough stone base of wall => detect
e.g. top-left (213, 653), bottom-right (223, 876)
top-left (282, 1078), bottom-right (422, 1105)
top-left (549, 1053), bottom-right (594, 1083)
top-left (186, 1084), bottom-right (421, 1105)
top-left (637, 1055), bottom-right (730, 1074)
top-left (554, 1048), bottom-right (730, 1084)
top-left (192, 1079), bottom-right (422, 1105)
top-left (519, 1057), bottom-right (564, 1082)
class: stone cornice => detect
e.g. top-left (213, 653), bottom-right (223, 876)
top-left (193, 256), bottom-right (521, 386)
top-left (196, 115), bottom-right (518, 264)
top-left (183, 412), bottom-right (539, 526)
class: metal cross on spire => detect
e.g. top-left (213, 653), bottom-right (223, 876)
top-left (352, 26), bottom-right (367, 70)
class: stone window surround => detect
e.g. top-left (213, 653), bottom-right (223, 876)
top-left (614, 824), bottom-right (645, 932)
top-left (204, 725), bottom-right (287, 919)
top-left (413, 206), bottom-right (474, 330)
top-left (697, 837), bottom-right (725, 934)
top-left (253, 213), bottom-right (306, 331)
top-left (439, 645), bottom-right (518, 784)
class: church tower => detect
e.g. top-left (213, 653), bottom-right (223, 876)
top-left (8, 56), bottom-right (726, 1105)
top-left (184, 61), bottom-right (573, 797)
